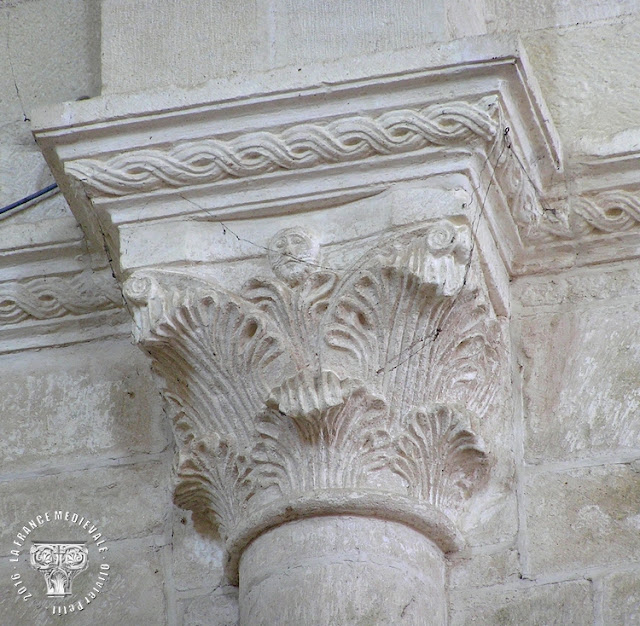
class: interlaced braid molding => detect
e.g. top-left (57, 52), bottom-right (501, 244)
top-left (66, 98), bottom-right (499, 196)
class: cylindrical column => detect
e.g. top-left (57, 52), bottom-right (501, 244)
top-left (239, 515), bottom-right (446, 625)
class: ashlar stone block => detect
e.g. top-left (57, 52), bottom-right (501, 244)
top-left (0, 461), bottom-right (170, 552)
top-left (181, 588), bottom-right (239, 626)
top-left (602, 569), bottom-right (640, 625)
top-left (0, 339), bottom-right (167, 475)
top-left (272, 0), bottom-right (448, 67)
top-left (101, 0), bottom-right (267, 93)
top-left (172, 508), bottom-right (225, 593)
top-left (525, 464), bottom-right (640, 575)
top-left (0, 537), bottom-right (167, 625)
top-left (449, 580), bottom-right (593, 625)
top-left (523, 16), bottom-right (640, 150)
top-left (449, 546), bottom-right (520, 589)
top-left (519, 303), bottom-right (640, 463)
top-left (0, 0), bottom-right (99, 122)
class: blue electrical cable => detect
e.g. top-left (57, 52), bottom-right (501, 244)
top-left (0, 182), bottom-right (59, 216)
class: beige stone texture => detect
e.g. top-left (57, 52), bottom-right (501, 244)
top-left (270, 0), bottom-right (448, 68)
top-left (461, 491), bottom-right (519, 549)
top-left (522, 16), bottom-right (640, 153)
top-left (100, 0), bottom-right (269, 94)
top-left (0, 461), bottom-right (170, 552)
top-left (519, 302), bottom-right (640, 463)
top-left (525, 464), bottom-right (640, 576)
top-left (0, 538), bottom-right (167, 625)
top-left (0, 340), bottom-right (167, 475)
top-left (487, 0), bottom-right (639, 33)
top-left (0, 122), bottom-right (65, 223)
top-left (449, 580), bottom-right (593, 625)
top-left (0, 0), bottom-right (99, 122)
top-left (450, 546), bottom-right (520, 589)
top-left (457, 317), bottom-right (518, 549)
top-left (513, 264), bottom-right (640, 308)
top-left (180, 588), bottom-right (239, 626)
top-left (0, 0), bottom-right (99, 220)
top-left (240, 516), bottom-right (447, 625)
top-left (602, 569), bottom-right (640, 625)
top-left (101, 0), bottom-right (497, 93)
top-left (171, 509), bottom-right (225, 594)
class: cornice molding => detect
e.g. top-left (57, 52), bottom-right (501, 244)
top-left (65, 98), bottom-right (499, 197)
top-left (33, 41), bottom-right (640, 274)
top-left (534, 189), bottom-right (640, 241)
top-left (0, 217), bottom-right (128, 353)
top-left (0, 269), bottom-right (128, 354)
top-left (33, 42), bottom-right (566, 276)
top-left (0, 271), bottom-right (120, 325)
top-left (125, 220), bottom-right (500, 580)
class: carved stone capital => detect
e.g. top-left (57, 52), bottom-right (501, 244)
top-left (124, 219), bottom-right (500, 580)
top-left (28, 36), bottom-right (640, 621)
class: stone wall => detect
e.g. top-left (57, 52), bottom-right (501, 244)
top-left (449, 263), bottom-right (640, 624)
top-left (2, 1), bottom-right (640, 624)
top-left (98, 0), bottom-right (640, 157)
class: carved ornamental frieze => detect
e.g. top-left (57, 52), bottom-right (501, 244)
top-left (0, 271), bottom-right (120, 325)
top-left (65, 99), bottom-right (499, 197)
top-left (124, 219), bottom-right (501, 579)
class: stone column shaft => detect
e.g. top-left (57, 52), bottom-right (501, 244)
top-left (240, 516), bottom-right (446, 625)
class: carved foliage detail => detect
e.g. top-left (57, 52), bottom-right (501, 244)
top-left (389, 406), bottom-right (489, 515)
top-left (252, 382), bottom-right (391, 496)
top-left (125, 273), bottom-right (286, 447)
top-left (174, 434), bottom-right (251, 534)
top-left (125, 220), bottom-right (500, 539)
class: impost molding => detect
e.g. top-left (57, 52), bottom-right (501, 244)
top-left (33, 37), bottom-right (640, 276)
top-left (0, 216), bottom-right (128, 354)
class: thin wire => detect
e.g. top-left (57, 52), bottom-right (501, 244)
top-left (0, 183), bottom-right (59, 216)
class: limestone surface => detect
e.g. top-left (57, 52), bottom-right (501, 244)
top-left (3, 1), bottom-right (640, 624)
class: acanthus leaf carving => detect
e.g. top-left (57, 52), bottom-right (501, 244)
top-left (251, 383), bottom-right (391, 497)
top-left (266, 369), bottom-right (355, 421)
top-left (388, 405), bottom-right (489, 516)
top-left (423, 288), bottom-right (502, 418)
top-left (124, 271), bottom-right (288, 448)
top-left (174, 433), bottom-right (252, 540)
top-left (124, 219), bottom-right (502, 560)
top-left (322, 221), bottom-right (499, 417)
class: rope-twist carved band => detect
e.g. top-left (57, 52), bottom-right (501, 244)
top-left (66, 99), bottom-right (499, 196)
